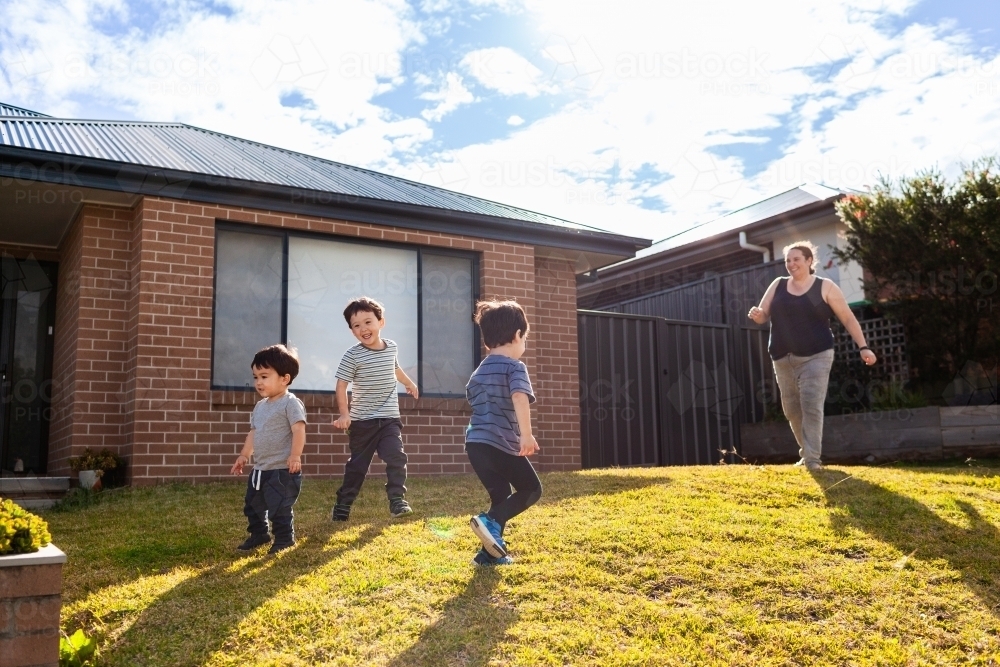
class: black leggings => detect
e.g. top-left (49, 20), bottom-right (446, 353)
top-left (466, 441), bottom-right (542, 530)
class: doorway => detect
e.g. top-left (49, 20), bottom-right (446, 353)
top-left (0, 256), bottom-right (57, 476)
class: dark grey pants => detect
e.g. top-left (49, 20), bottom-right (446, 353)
top-left (244, 468), bottom-right (302, 547)
top-left (336, 417), bottom-right (408, 505)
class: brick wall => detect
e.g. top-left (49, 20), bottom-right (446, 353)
top-left (48, 205), bottom-right (135, 473)
top-left (47, 196), bottom-right (579, 483)
top-left (531, 256), bottom-right (582, 470)
top-left (0, 559), bottom-right (62, 667)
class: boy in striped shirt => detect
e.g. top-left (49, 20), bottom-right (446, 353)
top-left (331, 297), bottom-right (419, 521)
top-left (466, 299), bottom-right (542, 566)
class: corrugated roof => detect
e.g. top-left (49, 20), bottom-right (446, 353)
top-left (0, 103), bottom-right (50, 118)
top-left (633, 183), bottom-right (847, 259)
top-left (0, 115), bottom-right (603, 232)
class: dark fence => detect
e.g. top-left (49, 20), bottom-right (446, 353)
top-left (578, 310), bottom-right (740, 469)
top-left (607, 260), bottom-right (786, 326)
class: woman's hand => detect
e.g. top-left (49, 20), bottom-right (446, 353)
top-left (747, 306), bottom-right (768, 324)
top-left (861, 349), bottom-right (877, 366)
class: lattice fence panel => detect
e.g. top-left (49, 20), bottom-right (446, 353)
top-left (831, 317), bottom-right (908, 383)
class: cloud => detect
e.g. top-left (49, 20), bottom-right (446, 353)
top-left (419, 71), bottom-right (475, 121)
top-left (462, 46), bottom-right (552, 96)
top-left (3, 0), bottom-right (1000, 246)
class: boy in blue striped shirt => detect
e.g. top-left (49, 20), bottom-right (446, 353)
top-left (466, 299), bottom-right (542, 566)
top-left (331, 297), bottom-right (419, 521)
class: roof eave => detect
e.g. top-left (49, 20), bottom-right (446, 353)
top-left (583, 196), bottom-right (843, 284)
top-left (0, 146), bottom-right (650, 259)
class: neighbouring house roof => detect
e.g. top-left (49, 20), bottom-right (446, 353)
top-left (0, 104), bottom-right (649, 267)
top-left (577, 183), bottom-right (853, 302)
top-left (634, 183), bottom-right (847, 260)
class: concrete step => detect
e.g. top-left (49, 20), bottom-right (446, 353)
top-left (0, 477), bottom-right (70, 495)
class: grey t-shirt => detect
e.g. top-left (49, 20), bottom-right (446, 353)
top-left (250, 392), bottom-right (307, 471)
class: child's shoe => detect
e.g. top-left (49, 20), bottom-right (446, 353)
top-left (331, 503), bottom-right (352, 522)
top-left (472, 547), bottom-right (513, 566)
top-left (236, 533), bottom-right (271, 552)
top-left (268, 541), bottom-right (295, 555)
top-left (389, 497), bottom-right (412, 518)
top-left (470, 512), bottom-right (507, 558)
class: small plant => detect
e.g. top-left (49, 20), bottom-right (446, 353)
top-left (0, 497), bottom-right (52, 555)
top-left (68, 448), bottom-right (123, 479)
top-left (60, 628), bottom-right (98, 667)
top-left (869, 383), bottom-right (928, 412)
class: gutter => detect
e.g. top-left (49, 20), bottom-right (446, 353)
top-left (739, 231), bottom-right (770, 263)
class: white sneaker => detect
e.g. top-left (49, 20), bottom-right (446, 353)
top-left (793, 458), bottom-right (806, 467)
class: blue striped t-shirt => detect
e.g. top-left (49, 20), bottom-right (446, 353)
top-left (465, 354), bottom-right (535, 455)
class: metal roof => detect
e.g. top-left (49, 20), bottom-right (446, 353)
top-left (0, 103), bottom-right (50, 118)
top-left (633, 183), bottom-right (847, 260)
top-left (0, 116), bottom-right (607, 234)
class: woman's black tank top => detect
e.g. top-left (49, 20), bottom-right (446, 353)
top-left (767, 276), bottom-right (835, 360)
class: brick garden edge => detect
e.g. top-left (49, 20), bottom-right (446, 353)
top-left (0, 544), bottom-right (66, 667)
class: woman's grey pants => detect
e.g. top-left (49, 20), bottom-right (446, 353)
top-left (772, 349), bottom-right (835, 465)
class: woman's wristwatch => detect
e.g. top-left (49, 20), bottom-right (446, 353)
top-left (859, 346), bottom-right (871, 352)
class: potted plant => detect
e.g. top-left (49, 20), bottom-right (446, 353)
top-left (68, 448), bottom-right (124, 491)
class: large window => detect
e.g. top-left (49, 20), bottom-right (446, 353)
top-left (212, 225), bottom-right (478, 396)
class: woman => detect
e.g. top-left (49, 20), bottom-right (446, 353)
top-left (747, 241), bottom-right (877, 470)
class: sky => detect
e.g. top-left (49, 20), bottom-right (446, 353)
top-left (1, 0), bottom-right (999, 243)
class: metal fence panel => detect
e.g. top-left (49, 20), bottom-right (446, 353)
top-left (578, 311), bottom-right (740, 468)
top-left (577, 311), bottom-right (660, 468)
top-left (611, 277), bottom-right (724, 323)
top-left (658, 320), bottom-right (741, 465)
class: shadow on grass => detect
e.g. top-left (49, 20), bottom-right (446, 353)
top-left (815, 469), bottom-right (1000, 613)
top-left (522, 469), bottom-right (674, 509)
top-left (105, 522), bottom-right (384, 667)
top-left (386, 567), bottom-right (513, 667)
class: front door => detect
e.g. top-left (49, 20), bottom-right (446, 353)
top-left (0, 256), bottom-right (57, 476)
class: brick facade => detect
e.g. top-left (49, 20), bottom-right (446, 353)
top-left (42, 196), bottom-right (581, 484)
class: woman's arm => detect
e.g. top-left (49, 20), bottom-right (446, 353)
top-left (823, 280), bottom-right (877, 366)
top-left (747, 277), bottom-right (781, 324)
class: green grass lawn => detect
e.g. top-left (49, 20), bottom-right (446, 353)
top-left (42, 461), bottom-right (1000, 666)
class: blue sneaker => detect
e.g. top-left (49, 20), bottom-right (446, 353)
top-left (472, 548), bottom-right (513, 566)
top-left (470, 513), bottom-right (507, 558)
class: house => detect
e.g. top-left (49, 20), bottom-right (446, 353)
top-left (578, 183), bottom-right (865, 314)
top-left (0, 102), bottom-right (650, 484)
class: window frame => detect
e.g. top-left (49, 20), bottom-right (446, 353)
top-left (210, 221), bottom-right (481, 397)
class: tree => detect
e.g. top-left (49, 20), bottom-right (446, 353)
top-left (834, 159), bottom-right (1000, 398)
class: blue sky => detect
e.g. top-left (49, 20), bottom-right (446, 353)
top-left (1, 0), bottom-right (999, 242)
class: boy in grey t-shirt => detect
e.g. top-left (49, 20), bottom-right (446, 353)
top-left (230, 344), bottom-right (307, 554)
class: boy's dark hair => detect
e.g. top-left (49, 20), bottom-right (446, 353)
top-left (343, 297), bottom-right (385, 326)
top-left (251, 344), bottom-right (300, 383)
top-left (473, 299), bottom-right (529, 349)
